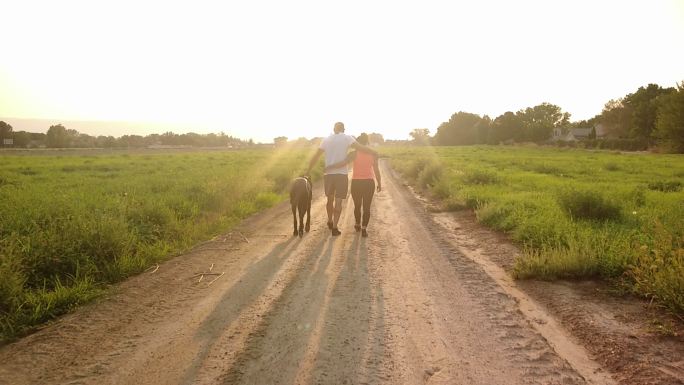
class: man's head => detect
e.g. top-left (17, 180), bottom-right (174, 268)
top-left (333, 122), bottom-right (345, 134)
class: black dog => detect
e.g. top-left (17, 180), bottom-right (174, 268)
top-left (290, 176), bottom-right (312, 237)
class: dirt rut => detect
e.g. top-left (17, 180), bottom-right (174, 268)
top-left (0, 161), bottom-right (610, 385)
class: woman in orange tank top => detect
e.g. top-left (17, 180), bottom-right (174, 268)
top-left (325, 133), bottom-right (381, 237)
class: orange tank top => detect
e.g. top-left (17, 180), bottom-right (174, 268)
top-left (352, 151), bottom-right (375, 180)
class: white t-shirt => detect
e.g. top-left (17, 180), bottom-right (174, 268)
top-left (320, 133), bottom-right (356, 175)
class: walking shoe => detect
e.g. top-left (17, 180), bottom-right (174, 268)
top-left (361, 228), bottom-right (368, 238)
top-left (327, 221), bottom-right (333, 229)
top-left (354, 224), bottom-right (361, 232)
top-left (332, 228), bottom-right (342, 236)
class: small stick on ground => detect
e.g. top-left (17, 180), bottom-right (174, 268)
top-left (194, 264), bottom-right (222, 283)
top-left (195, 247), bottom-right (241, 252)
top-left (210, 234), bottom-right (226, 242)
top-left (192, 272), bottom-right (222, 277)
top-left (207, 272), bottom-right (225, 286)
top-left (145, 264), bottom-right (159, 274)
top-left (237, 231), bottom-right (250, 243)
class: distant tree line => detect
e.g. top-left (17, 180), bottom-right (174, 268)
top-left (419, 82), bottom-right (684, 152)
top-left (273, 133), bottom-right (384, 148)
top-left (0, 123), bottom-right (252, 149)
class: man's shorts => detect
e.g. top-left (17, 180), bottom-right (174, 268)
top-left (324, 174), bottom-right (349, 199)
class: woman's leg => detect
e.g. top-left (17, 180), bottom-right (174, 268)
top-left (350, 180), bottom-right (362, 227)
top-left (362, 179), bottom-right (375, 227)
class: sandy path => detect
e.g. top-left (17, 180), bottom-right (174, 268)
top-left (0, 161), bottom-right (611, 385)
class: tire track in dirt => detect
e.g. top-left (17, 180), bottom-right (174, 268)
top-left (429, 213), bottom-right (615, 384)
top-left (365, 161), bottom-right (591, 385)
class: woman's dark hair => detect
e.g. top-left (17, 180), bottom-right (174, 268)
top-left (357, 132), bottom-right (369, 145)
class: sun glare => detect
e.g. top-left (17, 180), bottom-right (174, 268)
top-left (1, 0), bottom-right (683, 141)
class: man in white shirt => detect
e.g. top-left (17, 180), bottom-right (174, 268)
top-left (307, 122), bottom-right (377, 236)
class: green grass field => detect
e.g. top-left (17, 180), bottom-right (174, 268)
top-left (0, 147), bottom-right (319, 341)
top-left (387, 145), bottom-right (684, 314)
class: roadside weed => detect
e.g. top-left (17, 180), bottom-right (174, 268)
top-left (0, 148), bottom-right (314, 341)
top-left (387, 145), bottom-right (684, 314)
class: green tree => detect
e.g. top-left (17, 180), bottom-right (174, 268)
top-left (72, 133), bottom-right (96, 148)
top-left (12, 131), bottom-right (31, 147)
top-left (476, 115), bottom-right (492, 144)
top-left (517, 103), bottom-right (570, 142)
top-left (160, 131), bottom-right (178, 145)
top-left (95, 135), bottom-right (117, 148)
top-left (623, 83), bottom-right (675, 142)
top-left (599, 99), bottom-right (631, 138)
top-left (293, 137), bottom-right (310, 147)
top-left (488, 111), bottom-right (522, 144)
top-left (409, 128), bottom-right (431, 145)
top-left (46, 124), bottom-right (69, 148)
top-left (30, 132), bottom-right (47, 147)
top-left (274, 136), bottom-right (288, 147)
top-left (570, 116), bottom-right (600, 129)
top-left (589, 127), bottom-right (597, 140)
top-left (119, 135), bottom-right (146, 147)
top-left (368, 132), bottom-right (384, 145)
top-left (433, 112), bottom-right (483, 145)
top-left (655, 82), bottom-right (684, 153)
top-left (0, 121), bottom-right (13, 146)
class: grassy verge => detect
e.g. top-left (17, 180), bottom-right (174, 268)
top-left (0, 147), bottom-right (319, 341)
top-left (386, 145), bottom-right (684, 314)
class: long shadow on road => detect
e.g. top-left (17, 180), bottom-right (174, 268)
top-left (180, 236), bottom-right (301, 384)
top-left (219, 234), bottom-right (335, 384)
top-left (310, 234), bottom-right (386, 384)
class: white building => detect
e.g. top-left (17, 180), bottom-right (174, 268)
top-left (552, 124), bottom-right (606, 142)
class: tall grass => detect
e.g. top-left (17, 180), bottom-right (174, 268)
top-left (558, 189), bottom-right (622, 221)
top-left (0, 148), bottom-right (316, 341)
top-left (387, 146), bottom-right (684, 314)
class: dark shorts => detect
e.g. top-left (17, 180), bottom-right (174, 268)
top-left (324, 174), bottom-right (349, 199)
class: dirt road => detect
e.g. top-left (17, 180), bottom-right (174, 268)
top-left (0, 161), bottom-right (613, 385)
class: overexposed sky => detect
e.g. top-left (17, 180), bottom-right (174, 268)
top-left (1, 0), bottom-right (683, 142)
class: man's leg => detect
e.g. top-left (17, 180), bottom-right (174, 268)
top-left (331, 174), bottom-right (348, 236)
top-left (324, 175), bottom-right (334, 228)
top-left (333, 196), bottom-right (344, 229)
top-left (326, 195), bottom-right (334, 227)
